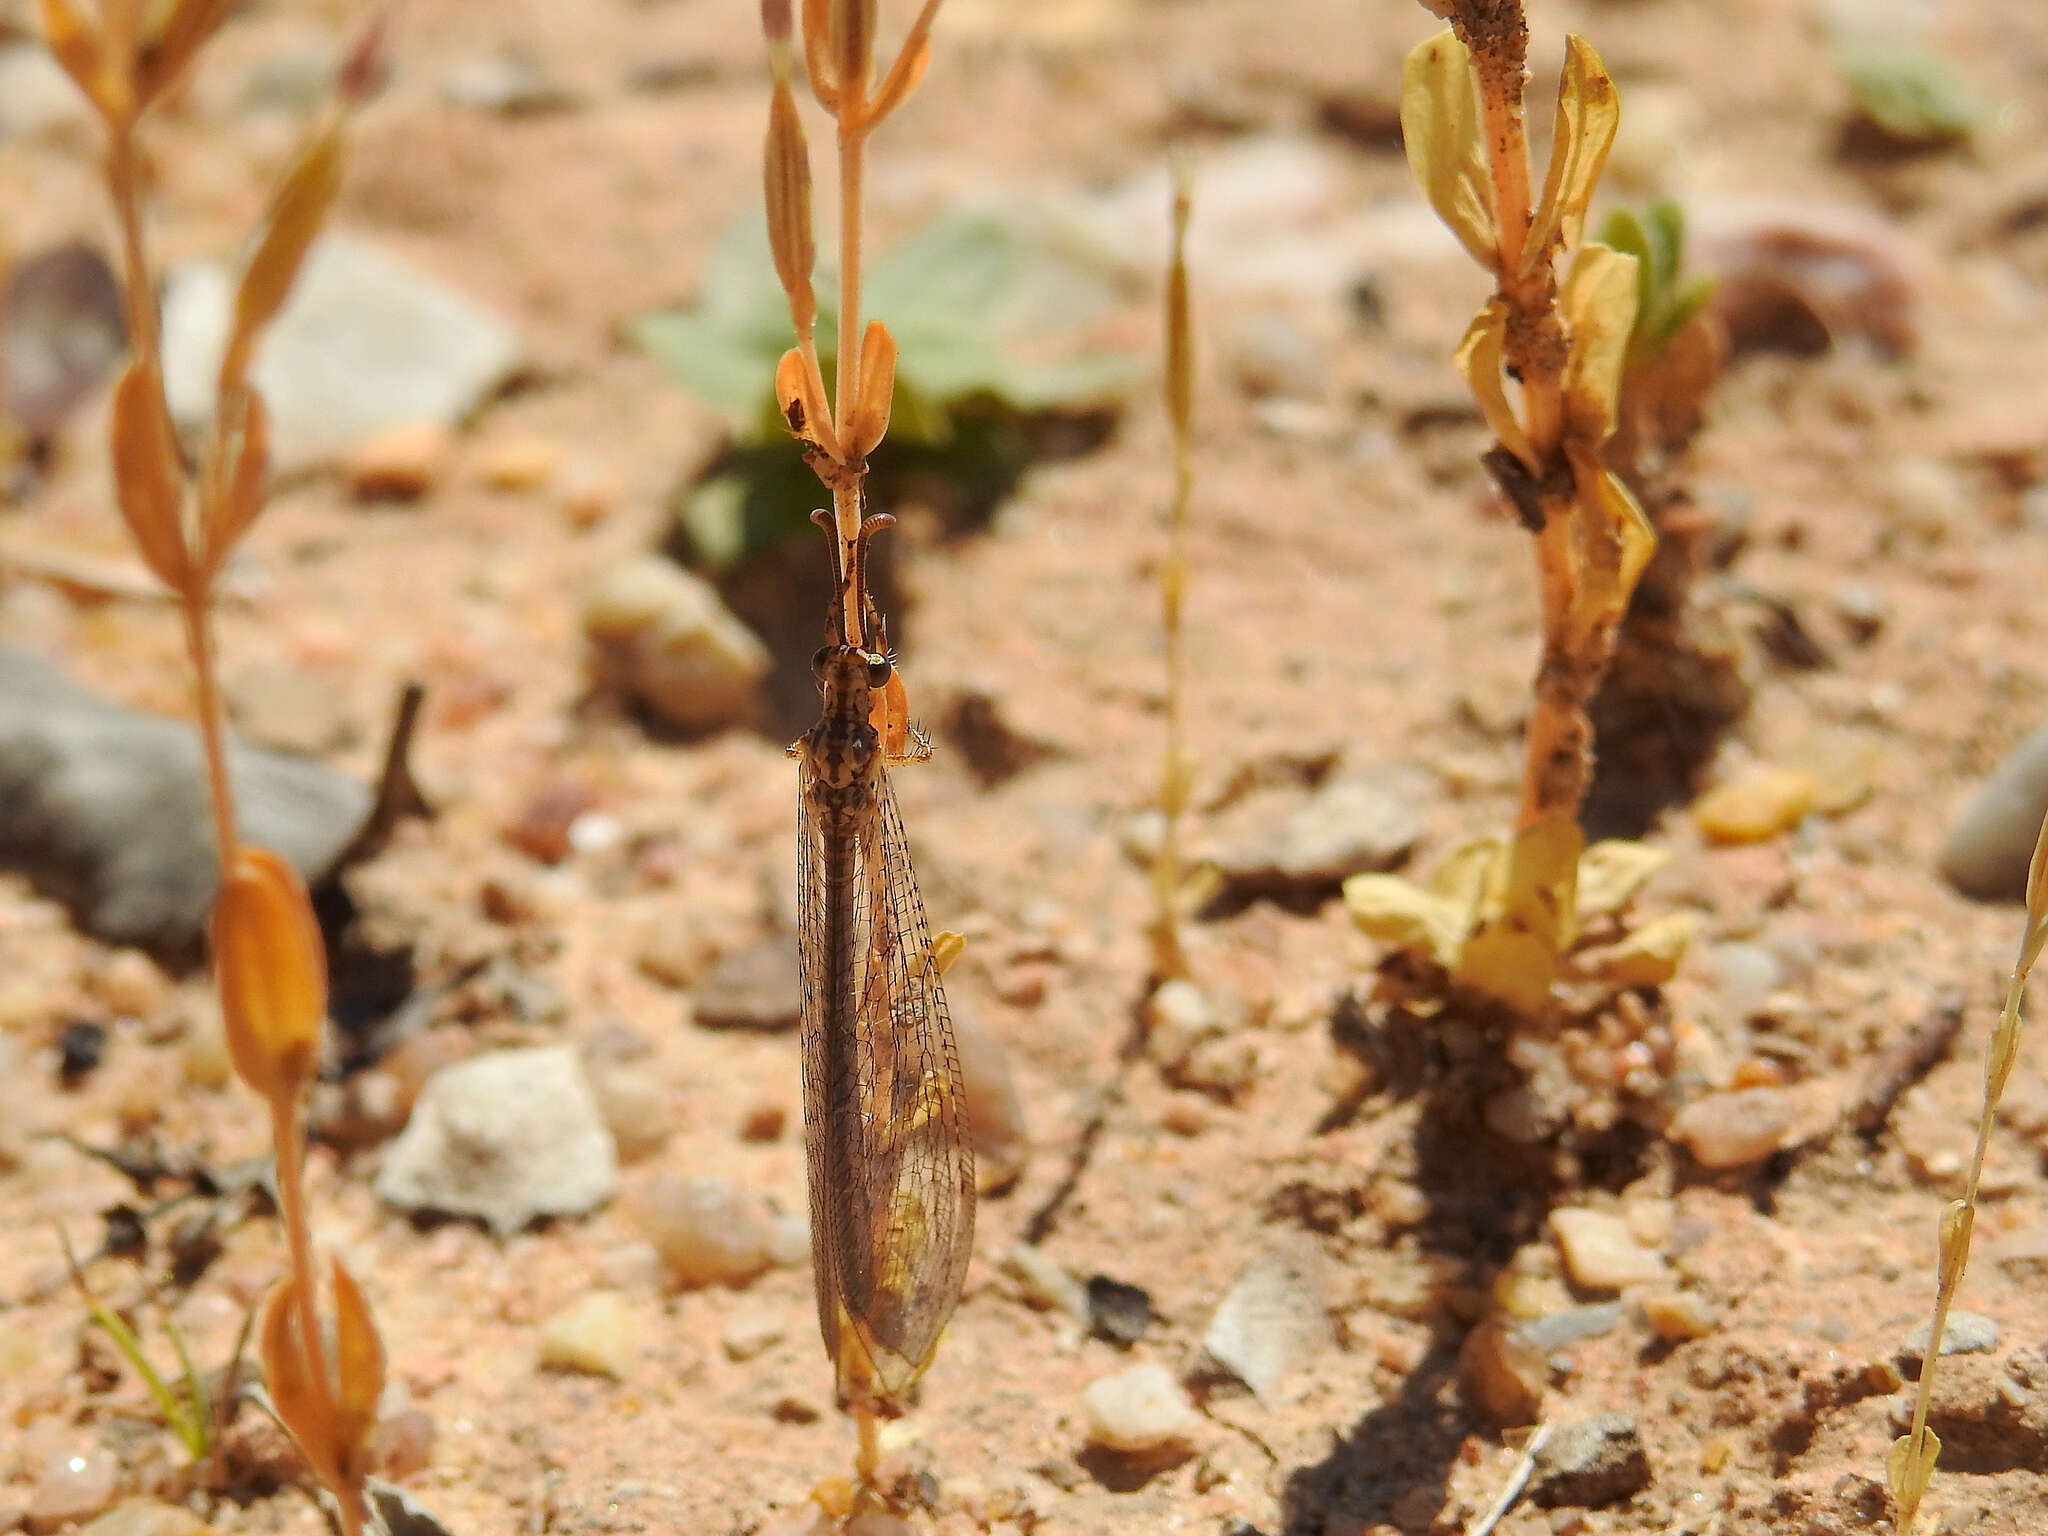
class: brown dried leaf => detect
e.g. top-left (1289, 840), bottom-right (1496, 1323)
top-left (110, 360), bottom-right (191, 593)
top-left (202, 387), bottom-right (270, 569)
top-left (830, 0), bottom-right (878, 103)
top-left (135, 0), bottom-right (233, 107)
top-left (221, 123), bottom-right (344, 396)
top-left (211, 845), bottom-right (325, 1105)
top-left (840, 319), bottom-right (896, 460)
top-left (260, 1277), bottom-right (341, 1489)
top-left (1165, 159), bottom-right (1193, 444)
top-left (1521, 35), bottom-right (1619, 282)
top-left (329, 1257), bottom-right (385, 1472)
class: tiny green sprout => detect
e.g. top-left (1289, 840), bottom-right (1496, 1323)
top-left (60, 1230), bottom-right (211, 1461)
top-left (1599, 201), bottom-right (1715, 371)
top-left (1839, 41), bottom-right (1983, 149)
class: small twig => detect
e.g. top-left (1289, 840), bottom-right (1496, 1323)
top-left (1464, 1422), bottom-right (1550, 1536)
top-left (1853, 991), bottom-right (1967, 1138)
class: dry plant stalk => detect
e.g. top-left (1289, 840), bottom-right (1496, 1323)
top-left (1148, 159), bottom-right (1196, 985)
top-left (41, 4), bottom-right (388, 1530)
top-left (1398, 0), bottom-right (1650, 1012)
top-left (760, 0), bottom-right (973, 1513)
top-left (1889, 812), bottom-right (2048, 1533)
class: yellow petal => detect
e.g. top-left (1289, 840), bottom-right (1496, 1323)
top-left (1454, 300), bottom-right (1538, 475)
top-left (1400, 29), bottom-right (1497, 269)
top-left (1521, 35), bottom-right (1621, 282)
top-left (1559, 242), bottom-right (1640, 447)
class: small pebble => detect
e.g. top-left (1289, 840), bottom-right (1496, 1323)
top-left (347, 420), bottom-right (451, 501)
top-left (57, 1020), bottom-right (106, 1084)
top-left (1640, 1290), bottom-right (1719, 1343)
top-left (693, 941), bottom-right (801, 1031)
top-left (27, 1448), bottom-right (119, 1533)
top-left (1941, 720), bottom-right (2048, 900)
top-left (1530, 1413), bottom-right (1653, 1509)
top-left (1518, 1301), bottom-right (1625, 1352)
top-left (1830, 582), bottom-right (1889, 641)
top-left (1881, 457), bottom-right (1967, 544)
top-left (370, 1406), bottom-right (436, 1482)
top-left (721, 1308), bottom-right (787, 1362)
top-left (1087, 1275), bottom-right (1155, 1347)
top-left (635, 1175), bottom-right (770, 1289)
top-left (765, 1211), bottom-right (810, 1269)
top-left (739, 1101), bottom-right (787, 1142)
top-left (179, 1008), bottom-right (233, 1089)
top-left (586, 1064), bottom-right (673, 1164)
top-left (1670, 1087), bottom-right (1793, 1168)
top-left (1549, 1207), bottom-right (1669, 1290)
top-left (1901, 1310), bottom-right (2000, 1370)
top-left (474, 434), bottom-right (562, 491)
top-left (1458, 1318), bottom-right (1546, 1427)
top-left (595, 1240), bottom-right (663, 1292)
top-left (1199, 1248), bottom-right (1328, 1399)
top-left (91, 950), bottom-right (167, 1020)
top-left (1693, 766), bottom-right (1818, 844)
top-left (1080, 1363), bottom-right (1200, 1454)
top-left (583, 554), bottom-right (769, 733)
top-left (538, 1291), bottom-right (637, 1379)
top-left (1708, 941), bottom-right (1784, 1021)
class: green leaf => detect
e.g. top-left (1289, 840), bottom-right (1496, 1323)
top-left (1840, 42), bottom-right (1982, 146)
top-left (1600, 200), bottom-right (1716, 366)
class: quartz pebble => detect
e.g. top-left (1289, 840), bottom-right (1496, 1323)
top-left (27, 1449), bottom-right (119, 1534)
top-left (586, 1064), bottom-right (673, 1164)
top-left (1693, 766), bottom-right (1818, 844)
top-left (1199, 1248), bottom-right (1328, 1399)
top-left (765, 1212), bottom-right (810, 1269)
top-left (637, 1175), bottom-right (770, 1289)
top-left (596, 1241), bottom-right (664, 1292)
top-left (1003, 1244), bottom-right (1089, 1322)
top-left (1941, 720), bottom-right (2048, 900)
top-left (1549, 1207), bottom-right (1669, 1290)
top-left (1080, 1363), bottom-right (1201, 1454)
top-left (583, 554), bottom-right (769, 733)
top-left (1670, 1087), bottom-right (1793, 1169)
top-left (538, 1291), bottom-right (637, 1379)
top-left (347, 420), bottom-right (451, 501)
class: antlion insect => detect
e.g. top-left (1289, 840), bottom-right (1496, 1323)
top-left (791, 506), bottom-right (974, 1496)
top-left (755, 0), bottom-right (969, 1509)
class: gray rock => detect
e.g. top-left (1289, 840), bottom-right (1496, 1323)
top-left (1530, 1413), bottom-right (1652, 1509)
top-left (1198, 1245), bottom-right (1329, 1400)
top-left (0, 647), bottom-right (370, 953)
top-left (1942, 722), bottom-right (2048, 900)
top-left (1519, 1301), bottom-right (1625, 1352)
top-left (692, 940), bottom-right (800, 1031)
top-left (161, 235), bottom-right (524, 469)
top-left (1214, 770), bottom-right (1427, 902)
top-left (375, 1045), bottom-right (618, 1234)
top-left (1901, 1310), bottom-right (2000, 1370)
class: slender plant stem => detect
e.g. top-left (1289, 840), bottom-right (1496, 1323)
top-left (181, 602), bottom-right (239, 864)
top-left (269, 1096), bottom-right (335, 1419)
top-left (833, 116), bottom-right (868, 647)
top-left (106, 125), bottom-right (159, 369)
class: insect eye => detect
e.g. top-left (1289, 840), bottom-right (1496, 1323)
top-left (810, 647), bottom-right (832, 680)
top-left (866, 654), bottom-right (893, 689)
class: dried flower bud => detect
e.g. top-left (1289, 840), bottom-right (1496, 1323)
top-left (110, 360), bottom-right (191, 593)
top-left (829, 0), bottom-right (878, 98)
top-left (134, 0), bottom-right (232, 107)
top-left (329, 1257), bottom-right (386, 1476)
top-left (840, 320), bottom-right (896, 461)
top-left (1165, 158), bottom-right (1193, 445)
top-left (763, 79), bottom-right (817, 333)
top-left (335, 5), bottom-right (394, 106)
top-left (260, 1277), bottom-right (339, 1489)
top-left (212, 846), bottom-right (325, 1106)
top-left (799, 0), bottom-right (840, 109)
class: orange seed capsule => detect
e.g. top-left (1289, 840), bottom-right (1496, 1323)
top-left (211, 846), bottom-right (326, 1105)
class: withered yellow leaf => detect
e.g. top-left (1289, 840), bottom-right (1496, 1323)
top-left (841, 319), bottom-right (897, 461)
top-left (1344, 874), bottom-right (1469, 971)
top-left (1559, 241), bottom-right (1640, 448)
top-left (1461, 814), bottom-right (1583, 1014)
top-left (37, 0), bottom-right (107, 116)
top-left (764, 77), bottom-right (816, 327)
top-left (330, 1257), bottom-right (386, 1468)
top-left (861, 0), bottom-right (943, 129)
top-left (1574, 839), bottom-right (1671, 921)
top-left (1454, 300), bottom-right (1538, 475)
top-left (1887, 1428), bottom-right (1938, 1528)
top-left (1581, 910), bottom-right (1695, 988)
top-left (1521, 35), bottom-right (1620, 282)
top-left (1400, 29), bottom-right (1497, 269)
top-left (202, 386), bottom-right (270, 571)
top-left (1563, 446), bottom-right (1656, 631)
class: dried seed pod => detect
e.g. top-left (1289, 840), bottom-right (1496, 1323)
top-left (37, 0), bottom-right (107, 116)
top-left (261, 1277), bottom-right (340, 1487)
top-left (134, 0), bottom-right (233, 107)
top-left (212, 846), bottom-right (325, 1106)
top-left (110, 359), bottom-right (192, 593)
top-left (221, 122), bottom-right (344, 395)
top-left (330, 1257), bottom-right (386, 1479)
top-left (827, 0), bottom-right (877, 102)
top-left (202, 386), bottom-right (270, 571)
top-left (764, 78), bottom-right (817, 334)
top-left (840, 320), bottom-right (895, 460)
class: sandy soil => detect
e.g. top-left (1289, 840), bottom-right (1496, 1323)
top-left (5, 1), bottom-right (2048, 1534)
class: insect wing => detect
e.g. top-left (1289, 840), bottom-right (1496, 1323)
top-left (797, 757), bottom-right (975, 1408)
